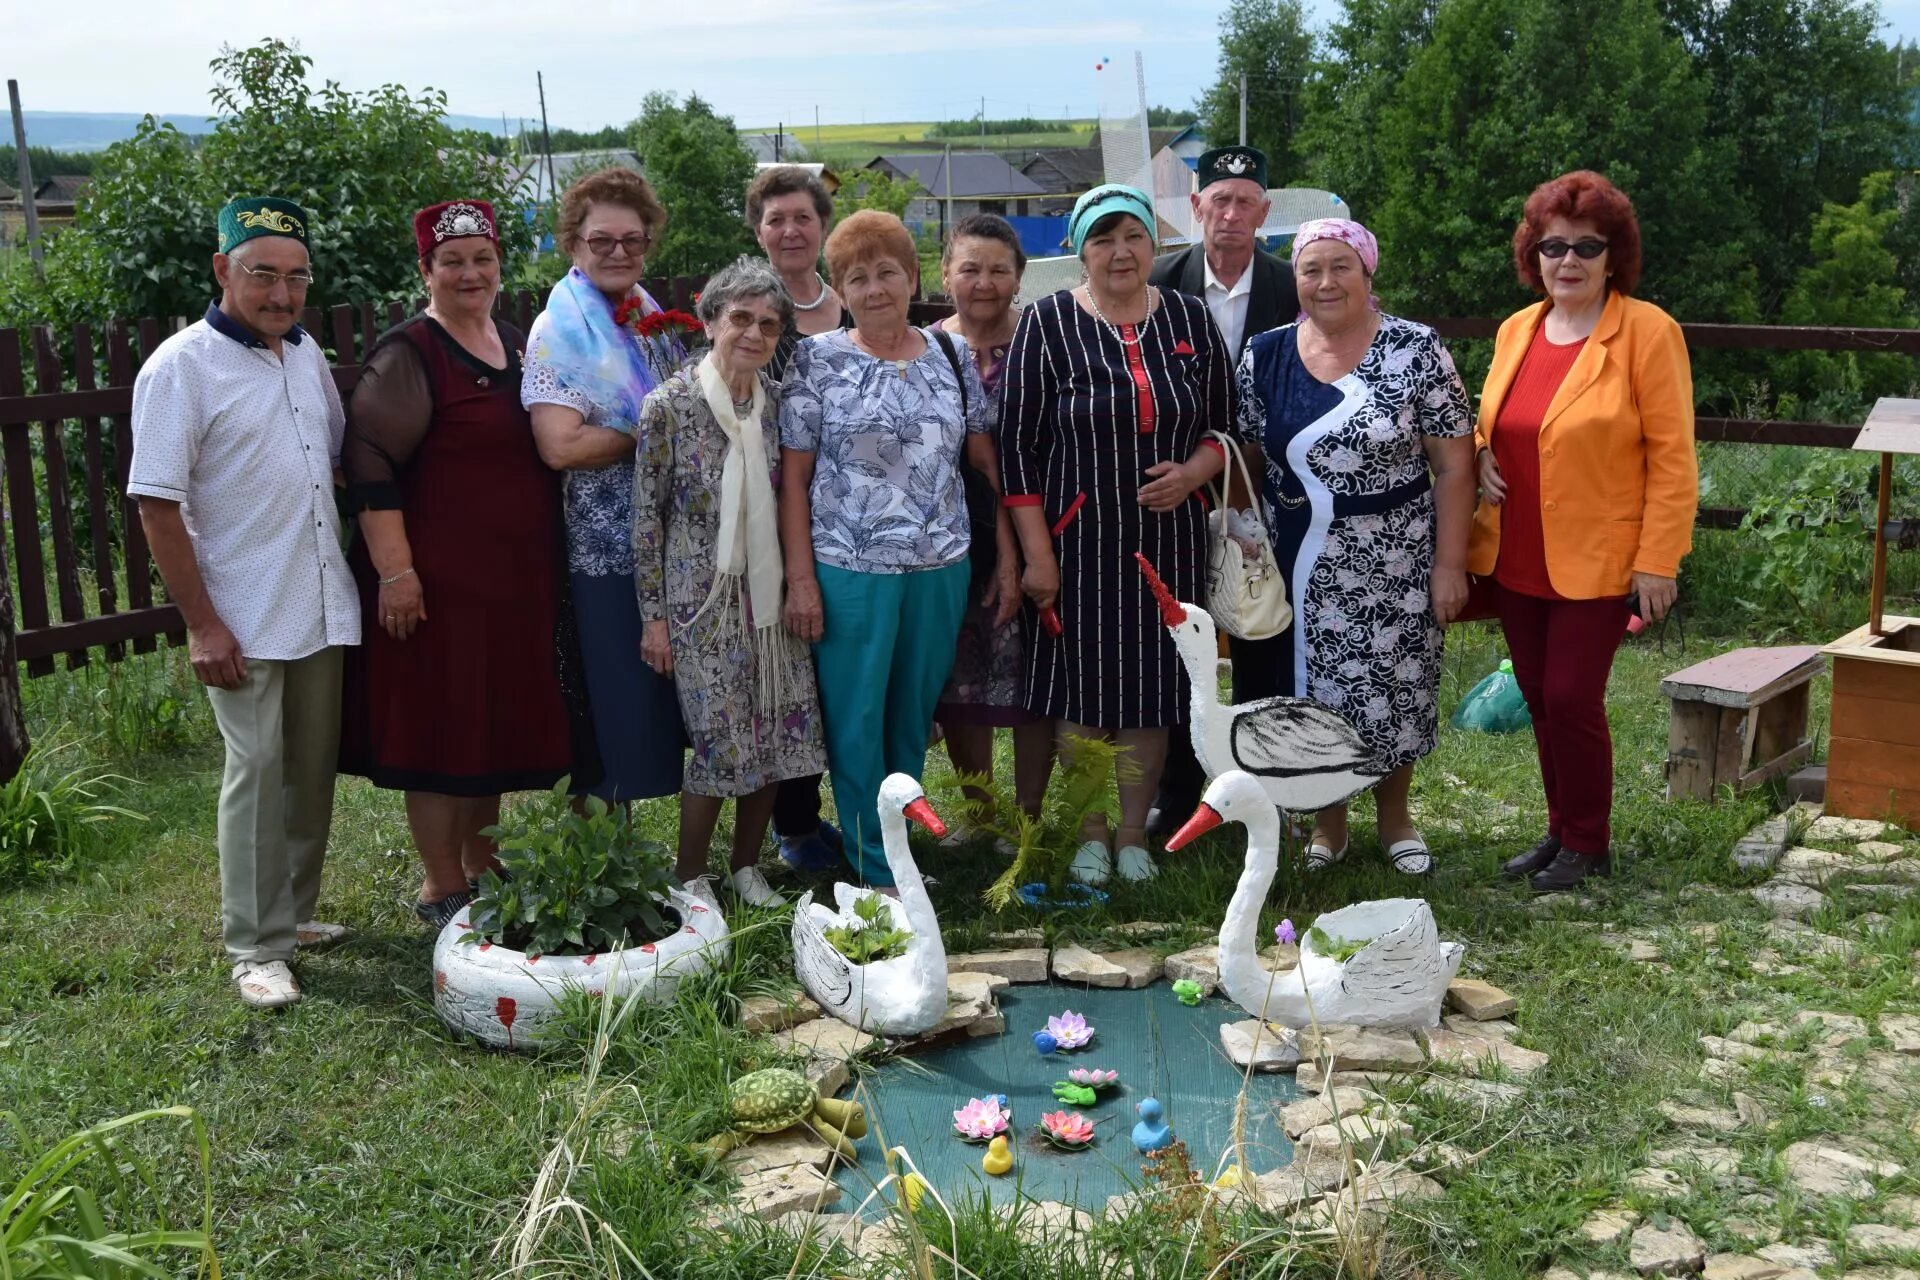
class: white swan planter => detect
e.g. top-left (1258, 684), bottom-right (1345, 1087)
top-left (1136, 553), bottom-right (1386, 813)
top-left (1167, 770), bottom-right (1464, 1028)
top-left (791, 773), bottom-right (950, 1037)
top-left (433, 885), bottom-right (731, 1050)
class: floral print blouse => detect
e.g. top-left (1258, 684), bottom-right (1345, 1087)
top-left (777, 327), bottom-right (992, 574)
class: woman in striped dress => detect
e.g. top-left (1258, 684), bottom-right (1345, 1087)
top-left (997, 185), bottom-right (1235, 886)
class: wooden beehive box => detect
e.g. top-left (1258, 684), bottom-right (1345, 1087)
top-left (1821, 397), bottom-right (1920, 828)
top-left (1662, 646), bottom-right (1824, 800)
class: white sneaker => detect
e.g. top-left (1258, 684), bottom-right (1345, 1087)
top-left (730, 866), bottom-right (788, 909)
top-left (1116, 845), bottom-right (1158, 882)
top-left (683, 875), bottom-right (723, 912)
top-left (295, 920), bottom-right (349, 948)
top-left (1069, 840), bottom-right (1112, 886)
top-left (232, 959), bottom-right (301, 1009)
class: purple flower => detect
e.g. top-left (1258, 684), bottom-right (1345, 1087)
top-left (1275, 919), bottom-right (1297, 947)
top-left (1045, 1010), bottom-right (1094, 1050)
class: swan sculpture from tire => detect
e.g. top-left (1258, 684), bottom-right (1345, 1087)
top-left (432, 885), bottom-right (730, 1050)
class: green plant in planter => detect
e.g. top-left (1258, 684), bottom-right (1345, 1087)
top-left (465, 778), bottom-right (679, 957)
top-left (970, 734), bottom-right (1126, 910)
top-left (822, 891), bottom-right (912, 964)
top-left (1307, 924), bottom-right (1371, 962)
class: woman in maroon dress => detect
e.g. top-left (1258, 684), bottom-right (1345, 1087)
top-left (341, 200), bottom-right (587, 926)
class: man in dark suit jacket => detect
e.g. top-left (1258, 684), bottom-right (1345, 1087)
top-left (1147, 145), bottom-right (1298, 836)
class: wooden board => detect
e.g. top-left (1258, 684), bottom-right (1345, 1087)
top-left (1831, 691), bottom-right (1920, 748)
top-left (1660, 645), bottom-right (1824, 708)
top-left (1826, 778), bottom-right (1920, 829)
top-left (1854, 397), bottom-right (1920, 455)
top-left (1830, 647), bottom-right (1920, 704)
top-left (1826, 735), bottom-right (1920, 791)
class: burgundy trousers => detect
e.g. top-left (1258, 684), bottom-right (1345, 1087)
top-left (1493, 585), bottom-right (1632, 854)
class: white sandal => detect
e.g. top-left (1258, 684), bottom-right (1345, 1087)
top-left (1116, 844), bottom-right (1158, 882)
top-left (1387, 834), bottom-right (1433, 876)
top-left (1304, 837), bottom-right (1348, 872)
top-left (232, 959), bottom-right (301, 1009)
top-left (295, 920), bottom-right (349, 948)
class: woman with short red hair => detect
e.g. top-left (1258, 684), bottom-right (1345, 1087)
top-left (1468, 170), bottom-right (1698, 891)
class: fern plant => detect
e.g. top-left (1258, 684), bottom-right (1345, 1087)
top-left (968, 734), bottom-right (1126, 910)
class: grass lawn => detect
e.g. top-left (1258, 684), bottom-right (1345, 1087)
top-left (3, 617), bottom-right (1918, 1278)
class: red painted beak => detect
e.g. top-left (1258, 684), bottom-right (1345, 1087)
top-left (1165, 802), bottom-right (1222, 852)
top-left (1133, 552), bottom-right (1189, 628)
top-left (903, 796), bottom-right (947, 838)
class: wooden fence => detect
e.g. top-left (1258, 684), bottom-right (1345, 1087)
top-left (0, 280), bottom-right (1915, 678)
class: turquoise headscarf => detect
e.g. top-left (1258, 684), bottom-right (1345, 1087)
top-left (1068, 184), bottom-right (1157, 256)
top-left (528, 267), bottom-right (663, 430)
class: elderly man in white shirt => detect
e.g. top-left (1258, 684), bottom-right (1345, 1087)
top-left (1147, 146), bottom-right (1297, 836)
top-left (129, 196), bottom-right (361, 1010)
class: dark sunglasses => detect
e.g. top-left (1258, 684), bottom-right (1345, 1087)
top-left (1538, 237), bottom-right (1608, 260)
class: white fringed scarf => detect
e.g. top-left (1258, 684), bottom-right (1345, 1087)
top-left (687, 354), bottom-right (787, 710)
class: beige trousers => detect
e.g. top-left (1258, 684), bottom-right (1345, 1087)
top-left (205, 647), bottom-right (343, 964)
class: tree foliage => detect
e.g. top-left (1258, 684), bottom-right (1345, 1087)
top-left (629, 92), bottom-right (757, 278)
top-left (2, 40), bottom-right (532, 329)
top-left (1196, 0), bottom-right (1317, 183)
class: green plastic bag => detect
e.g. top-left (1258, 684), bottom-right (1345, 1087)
top-left (1450, 659), bottom-right (1532, 734)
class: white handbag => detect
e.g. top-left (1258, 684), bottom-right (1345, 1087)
top-left (1203, 431), bottom-right (1292, 641)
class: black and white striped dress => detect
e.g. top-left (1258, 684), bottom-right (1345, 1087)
top-left (997, 288), bottom-right (1235, 728)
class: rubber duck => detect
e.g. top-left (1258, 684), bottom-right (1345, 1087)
top-left (1132, 1098), bottom-right (1172, 1154)
top-left (1032, 1030), bottom-right (1058, 1055)
top-left (900, 1171), bottom-right (929, 1212)
top-left (982, 1135), bottom-right (1013, 1177)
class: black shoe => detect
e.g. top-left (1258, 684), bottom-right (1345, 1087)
top-left (1147, 797), bottom-right (1198, 840)
top-left (1529, 848), bottom-right (1612, 893)
top-left (1502, 835), bottom-right (1561, 879)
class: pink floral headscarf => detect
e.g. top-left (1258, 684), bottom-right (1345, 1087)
top-left (1290, 218), bottom-right (1378, 274)
top-left (1290, 217), bottom-right (1381, 319)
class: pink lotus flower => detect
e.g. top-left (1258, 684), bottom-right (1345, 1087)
top-left (952, 1096), bottom-right (1010, 1142)
top-left (1045, 1010), bottom-right (1094, 1050)
top-left (1067, 1067), bottom-right (1119, 1089)
top-left (1039, 1110), bottom-right (1095, 1148)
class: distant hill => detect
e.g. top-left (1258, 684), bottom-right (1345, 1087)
top-left (20, 110), bottom-right (516, 152)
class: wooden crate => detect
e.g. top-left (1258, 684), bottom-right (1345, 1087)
top-left (1823, 615), bottom-right (1920, 828)
top-left (1661, 646), bottom-right (1825, 800)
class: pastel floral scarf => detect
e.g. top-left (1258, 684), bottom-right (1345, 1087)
top-left (1290, 218), bottom-right (1383, 322)
top-left (529, 266), bottom-right (662, 430)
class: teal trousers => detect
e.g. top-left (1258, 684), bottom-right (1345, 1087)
top-left (813, 560), bottom-right (969, 885)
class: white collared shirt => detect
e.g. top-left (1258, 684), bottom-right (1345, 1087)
top-left (129, 310), bottom-right (361, 659)
top-left (1203, 255), bottom-right (1255, 358)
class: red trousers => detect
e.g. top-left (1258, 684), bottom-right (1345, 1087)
top-left (1494, 586), bottom-right (1632, 854)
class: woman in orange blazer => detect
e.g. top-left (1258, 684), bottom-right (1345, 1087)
top-left (1469, 170), bottom-right (1698, 892)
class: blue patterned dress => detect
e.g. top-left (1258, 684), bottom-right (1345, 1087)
top-left (1236, 315), bottom-right (1472, 768)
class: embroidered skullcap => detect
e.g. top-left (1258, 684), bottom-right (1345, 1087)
top-left (414, 200), bottom-right (498, 260)
top-left (1290, 218), bottom-right (1378, 275)
top-left (1196, 145), bottom-right (1268, 191)
top-left (218, 196), bottom-right (310, 254)
top-left (1068, 184), bottom-right (1157, 256)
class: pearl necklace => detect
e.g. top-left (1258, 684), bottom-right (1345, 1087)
top-left (790, 272), bottom-right (832, 312)
top-left (1085, 285), bottom-right (1159, 346)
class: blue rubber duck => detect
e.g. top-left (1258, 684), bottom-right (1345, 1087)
top-left (988, 1093), bottom-right (1011, 1117)
top-left (1132, 1097), bottom-right (1172, 1154)
top-left (1032, 1030), bottom-right (1058, 1056)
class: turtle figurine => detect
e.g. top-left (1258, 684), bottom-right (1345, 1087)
top-left (697, 1067), bottom-right (868, 1162)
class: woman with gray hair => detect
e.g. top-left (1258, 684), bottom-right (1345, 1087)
top-left (634, 257), bottom-right (826, 904)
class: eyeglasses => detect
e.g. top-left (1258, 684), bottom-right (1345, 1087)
top-left (233, 261), bottom-right (316, 289)
top-left (585, 233), bottom-right (651, 259)
top-left (1538, 238), bottom-right (1608, 260)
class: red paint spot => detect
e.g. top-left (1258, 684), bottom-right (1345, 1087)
top-left (690, 903), bottom-right (708, 913)
top-left (526, 954), bottom-right (539, 964)
top-left (641, 943), bottom-right (656, 954)
top-left (479, 942), bottom-right (492, 952)
top-left (583, 953), bottom-right (597, 965)
top-left (684, 925), bottom-right (697, 935)
top-left (434, 970), bottom-right (448, 992)
top-left (496, 996), bottom-right (519, 1049)
top-left (455, 920), bottom-right (470, 930)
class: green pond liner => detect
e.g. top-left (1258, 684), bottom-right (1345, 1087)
top-left (827, 981), bottom-right (1301, 1220)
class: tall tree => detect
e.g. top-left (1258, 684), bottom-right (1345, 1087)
top-left (1195, 0), bottom-right (1316, 182)
top-left (629, 92), bottom-right (757, 277)
top-left (1658, 0), bottom-right (1919, 313)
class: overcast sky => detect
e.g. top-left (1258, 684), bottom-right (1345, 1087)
top-left (11, 0), bottom-right (1920, 132)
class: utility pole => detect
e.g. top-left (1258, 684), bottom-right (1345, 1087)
top-left (980, 95), bottom-right (986, 151)
top-left (815, 105), bottom-right (821, 153)
top-left (942, 141), bottom-right (953, 241)
top-left (1238, 72), bottom-right (1248, 146)
top-left (536, 71), bottom-right (558, 227)
top-left (775, 120), bottom-right (783, 162)
top-left (8, 80), bottom-right (44, 273)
